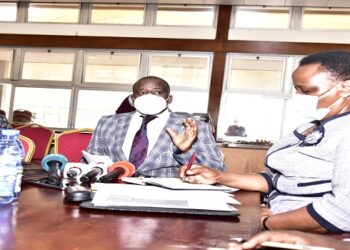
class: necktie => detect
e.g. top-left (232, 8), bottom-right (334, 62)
top-left (129, 115), bottom-right (157, 168)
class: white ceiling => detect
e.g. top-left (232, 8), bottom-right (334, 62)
top-left (2, 0), bottom-right (350, 7)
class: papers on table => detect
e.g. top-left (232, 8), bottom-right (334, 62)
top-left (260, 241), bottom-right (335, 250)
top-left (82, 150), bottom-right (113, 165)
top-left (92, 183), bottom-right (240, 213)
top-left (121, 177), bottom-right (238, 192)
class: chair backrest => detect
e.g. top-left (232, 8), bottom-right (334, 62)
top-left (54, 128), bottom-right (93, 162)
top-left (16, 123), bottom-right (54, 164)
top-left (11, 122), bottom-right (28, 129)
top-left (19, 135), bottom-right (36, 163)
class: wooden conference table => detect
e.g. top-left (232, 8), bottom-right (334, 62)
top-left (0, 183), bottom-right (262, 250)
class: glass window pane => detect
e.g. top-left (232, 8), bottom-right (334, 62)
top-left (228, 56), bottom-right (285, 91)
top-left (75, 90), bottom-right (131, 128)
top-left (302, 8), bottom-right (350, 30)
top-left (13, 87), bottom-right (70, 128)
top-left (22, 51), bottom-right (75, 81)
top-left (0, 49), bottom-right (14, 79)
top-left (156, 5), bottom-right (215, 26)
top-left (28, 3), bottom-right (80, 23)
top-left (149, 54), bottom-right (210, 89)
top-left (235, 6), bottom-right (290, 29)
top-left (90, 4), bottom-right (144, 25)
top-left (170, 91), bottom-right (208, 113)
top-left (217, 93), bottom-right (285, 142)
top-left (0, 83), bottom-right (12, 115)
top-left (84, 52), bottom-right (140, 84)
top-left (0, 3), bottom-right (17, 22)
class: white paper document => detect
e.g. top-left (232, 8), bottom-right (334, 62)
top-left (121, 177), bottom-right (238, 192)
top-left (260, 241), bottom-right (335, 250)
top-left (92, 183), bottom-right (239, 212)
top-left (82, 150), bottom-right (113, 165)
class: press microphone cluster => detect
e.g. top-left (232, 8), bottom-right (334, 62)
top-left (41, 152), bottom-right (136, 185)
top-left (63, 161), bottom-right (135, 184)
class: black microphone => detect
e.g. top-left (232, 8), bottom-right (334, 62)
top-left (79, 164), bottom-right (106, 183)
top-left (63, 163), bottom-right (86, 179)
top-left (41, 154), bottom-right (68, 185)
top-left (67, 167), bottom-right (82, 178)
top-left (99, 161), bottom-right (135, 183)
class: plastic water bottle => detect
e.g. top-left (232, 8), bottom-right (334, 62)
top-left (0, 130), bottom-right (23, 204)
top-left (14, 136), bottom-right (24, 201)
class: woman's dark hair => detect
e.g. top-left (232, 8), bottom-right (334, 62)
top-left (300, 50), bottom-right (350, 81)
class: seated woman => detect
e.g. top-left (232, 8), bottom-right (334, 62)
top-left (180, 51), bottom-right (350, 233)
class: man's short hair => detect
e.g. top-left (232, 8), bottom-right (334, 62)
top-left (133, 76), bottom-right (170, 95)
top-left (300, 50), bottom-right (350, 81)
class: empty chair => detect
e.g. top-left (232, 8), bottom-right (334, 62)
top-left (54, 128), bottom-right (93, 162)
top-left (115, 95), bottom-right (135, 114)
top-left (16, 123), bottom-right (54, 164)
top-left (19, 135), bottom-right (36, 164)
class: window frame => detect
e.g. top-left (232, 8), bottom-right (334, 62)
top-left (0, 2), bottom-right (17, 22)
top-left (301, 7), bottom-right (350, 30)
top-left (19, 48), bottom-right (77, 85)
top-left (89, 3), bottom-right (146, 25)
top-left (218, 53), bottom-right (299, 142)
top-left (233, 6), bottom-right (292, 30)
top-left (154, 4), bottom-right (218, 27)
top-left (26, 3), bottom-right (81, 24)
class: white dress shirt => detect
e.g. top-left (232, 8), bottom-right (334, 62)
top-left (122, 109), bottom-right (170, 159)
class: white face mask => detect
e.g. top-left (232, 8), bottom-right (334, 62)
top-left (293, 93), bottom-right (330, 121)
top-left (133, 94), bottom-right (168, 115)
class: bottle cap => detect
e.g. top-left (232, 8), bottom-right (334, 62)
top-left (1, 129), bottom-right (19, 136)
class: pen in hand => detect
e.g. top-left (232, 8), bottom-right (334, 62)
top-left (183, 153), bottom-right (196, 179)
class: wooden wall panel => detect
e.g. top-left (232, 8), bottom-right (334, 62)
top-left (208, 52), bottom-right (226, 135)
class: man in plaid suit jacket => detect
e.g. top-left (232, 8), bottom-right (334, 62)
top-left (87, 76), bottom-right (226, 177)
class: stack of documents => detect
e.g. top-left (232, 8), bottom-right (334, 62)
top-left (86, 180), bottom-right (240, 216)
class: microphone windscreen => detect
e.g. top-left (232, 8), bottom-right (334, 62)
top-left (41, 154), bottom-right (68, 172)
top-left (108, 161), bottom-right (135, 179)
